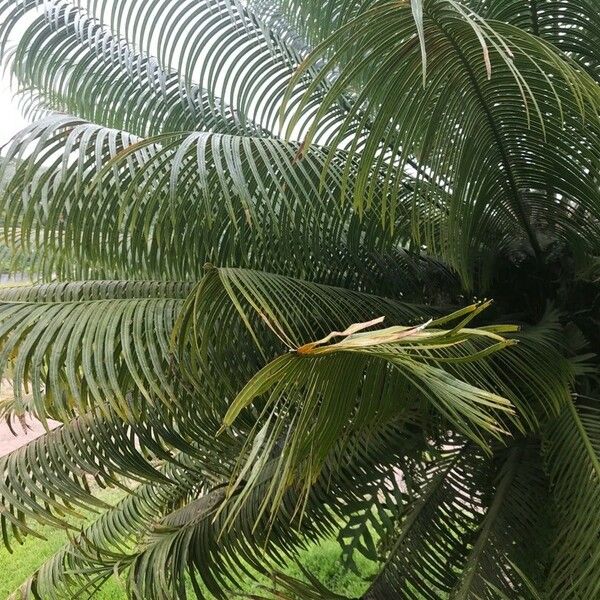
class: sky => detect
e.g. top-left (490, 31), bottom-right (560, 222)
top-left (0, 6), bottom-right (32, 149)
top-left (0, 74), bottom-right (27, 147)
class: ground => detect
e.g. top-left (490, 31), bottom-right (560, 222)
top-left (0, 405), bottom-right (376, 598)
top-left (0, 412), bottom-right (59, 457)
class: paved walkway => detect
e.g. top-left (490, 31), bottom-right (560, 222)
top-left (0, 414), bottom-right (60, 457)
top-left (0, 280), bottom-right (57, 457)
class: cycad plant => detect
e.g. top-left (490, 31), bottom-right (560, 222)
top-left (0, 0), bottom-right (599, 598)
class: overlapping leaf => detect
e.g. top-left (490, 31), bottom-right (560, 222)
top-left (544, 396), bottom-right (600, 599)
top-left (0, 280), bottom-right (191, 418)
top-left (0, 116), bottom-right (424, 285)
top-left (286, 0), bottom-right (600, 287)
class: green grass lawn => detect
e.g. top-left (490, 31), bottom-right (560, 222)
top-left (0, 486), bottom-right (376, 599)
top-left (0, 487), bottom-right (128, 599)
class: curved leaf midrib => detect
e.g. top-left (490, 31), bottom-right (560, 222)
top-left (363, 446), bottom-right (467, 596)
top-left (568, 398), bottom-right (600, 478)
top-left (452, 443), bottom-right (522, 599)
top-left (431, 10), bottom-right (543, 260)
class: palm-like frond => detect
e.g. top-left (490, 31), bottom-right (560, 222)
top-left (3, 0), bottom-right (246, 137)
top-left (179, 266), bottom-right (572, 425)
top-left (544, 396), bottom-right (600, 599)
top-left (126, 417), bottom-right (427, 600)
top-left (8, 419), bottom-right (422, 600)
top-left (0, 0), bottom-right (346, 141)
top-left (0, 382), bottom-right (253, 549)
top-left (174, 266), bottom-right (434, 442)
top-left (0, 280), bottom-right (190, 418)
top-left (10, 458), bottom-right (206, 600)
top-left (449, 440), bottom-right (549, 599)
top-left (0, 115), bottom-right (421, 284)
top-left (0, 409), bottom-right (171, 547)
top-left (267, 0), bottom-right (600, 85)
top-left (468, 0), bottom-right (600, 82)
top-left (0, 0), bottom-right (597, 597)
top-left (357, 438), bottom-right (549, 600)
top-left (287, 0), bottom-right (600, 287)
top-left (217, 299), bottom-right (571, 525)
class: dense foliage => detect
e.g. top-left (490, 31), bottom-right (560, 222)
top-left (0, 0), bottom-right (599, 598)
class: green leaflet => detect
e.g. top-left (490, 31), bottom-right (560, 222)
top-left (544, 397), bottom-right (600, 599)
top-left (0, 0), bottom-right (596, 598)
top-left (284, 0), bottom-right (600, 288)
top-left (0, 281), bottom-right (189, 419)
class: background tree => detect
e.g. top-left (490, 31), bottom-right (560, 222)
top-left (0, 0), bottom-right (599, 598)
